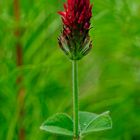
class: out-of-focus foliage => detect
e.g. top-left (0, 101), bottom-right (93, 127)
top-left (0, 0), bottom-right (140, 140)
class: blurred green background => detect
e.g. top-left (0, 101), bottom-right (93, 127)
top-left (0, 0), bottom-right (140, 140)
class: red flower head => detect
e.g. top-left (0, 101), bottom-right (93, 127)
top-left (58, 0), bottom-right (93, 60)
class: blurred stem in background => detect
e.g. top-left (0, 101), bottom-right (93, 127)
top-left (72, 60), bottom-right (79, 140)
top-left (14, 0), bottom-right (25, 140)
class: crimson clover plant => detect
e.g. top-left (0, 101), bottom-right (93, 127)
top-left (40, 0), bottom-right (112, 139)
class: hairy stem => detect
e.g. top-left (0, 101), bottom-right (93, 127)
top-left (72, 60), bottom-right (79, 139)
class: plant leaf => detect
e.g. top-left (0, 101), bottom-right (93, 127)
top-left (79, 111), bottom-right (112, 135)
top-left (40, 113), bottom-right (73, 136)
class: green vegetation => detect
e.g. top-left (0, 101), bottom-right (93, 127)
top-left (0, 0), bottom-right (140, 140)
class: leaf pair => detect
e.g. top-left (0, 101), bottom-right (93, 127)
top-left (40, 111), bottom-right (112, 137)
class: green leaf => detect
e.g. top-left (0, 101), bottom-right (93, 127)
top-left (79, 111), bottom-right (112, 135)
top-left (40, 113), bottom-right (73, 136)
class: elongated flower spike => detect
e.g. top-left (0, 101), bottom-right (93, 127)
top-left (58, 0), bottom-right (93, 60)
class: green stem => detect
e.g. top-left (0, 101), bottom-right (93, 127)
top-left (72, 60), bottom-right (79, 139)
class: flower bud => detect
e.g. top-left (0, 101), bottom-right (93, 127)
top-left (58, 0), bottom-right (93, 60)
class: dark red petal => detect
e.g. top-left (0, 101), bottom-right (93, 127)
top-left (58, 11), bottom-right (66, 17)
